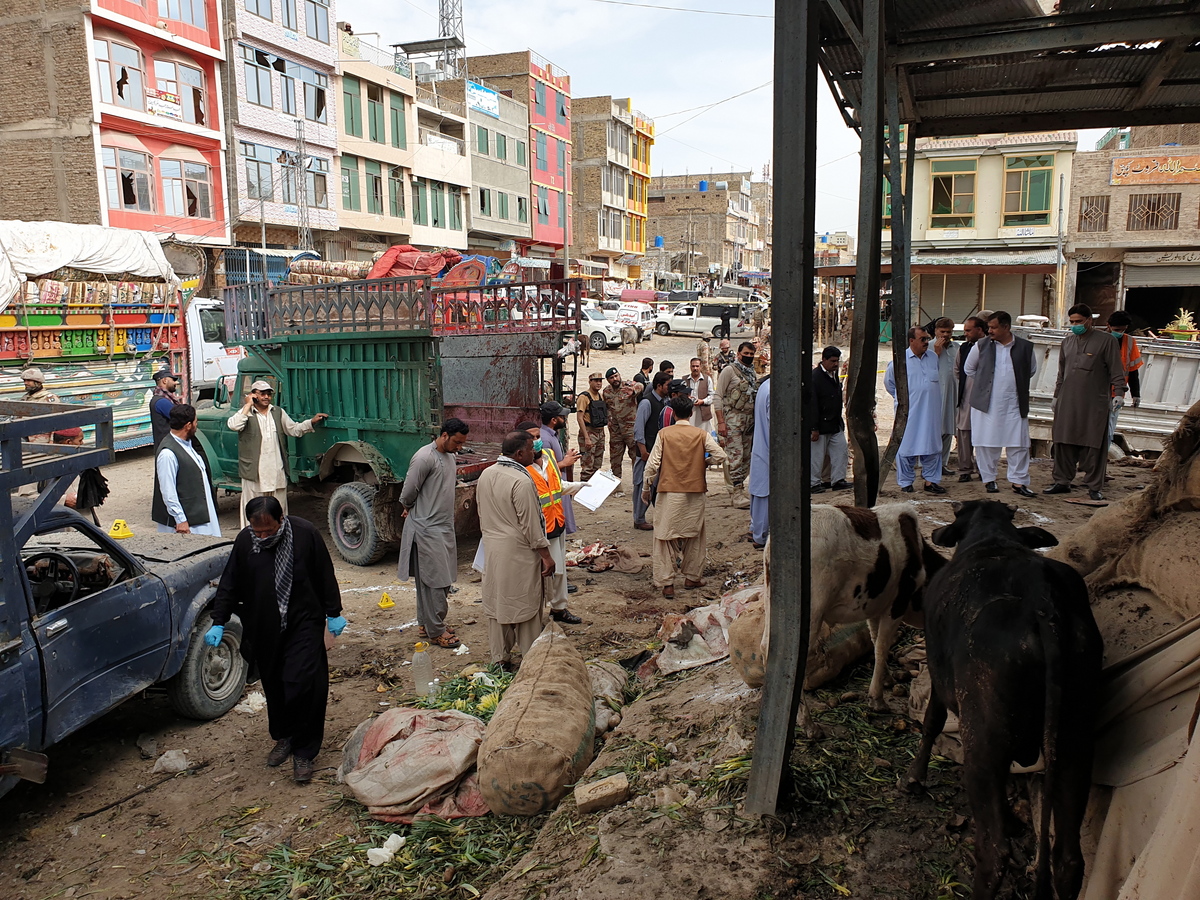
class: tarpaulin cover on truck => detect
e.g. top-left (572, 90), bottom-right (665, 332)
top-left (0, 220), bottom-right (179, 313)
top-left (367, 245), bottom-right (463, 280)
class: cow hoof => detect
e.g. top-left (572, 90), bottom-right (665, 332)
top-left (868, 696), bottom-right (890, 713)
top-left (902, 776), bottom-right (926, 795)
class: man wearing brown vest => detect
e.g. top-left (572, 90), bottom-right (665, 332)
top-left (642, 394), bottom-right (727, 598)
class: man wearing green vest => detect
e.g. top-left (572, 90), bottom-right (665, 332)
top-left (228, 380), bottom-right (328, 528)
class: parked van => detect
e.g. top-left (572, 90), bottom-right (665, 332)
top-left (616, 302), bottom-right (656, 340)
top-left (655, 301), bottom-right (744, 337)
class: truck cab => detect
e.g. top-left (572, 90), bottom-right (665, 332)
top-left (185, 296), bottom-right (245, 402)
top-left (1, 400), bottom-right (246, 799)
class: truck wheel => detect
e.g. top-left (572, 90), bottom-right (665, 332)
top-left (656, 322), bottom-right (670, 335)
top-left (589, 331), bottom-right (608, 351)
top-left (329, 482), bottom-right (389, 566)
top-left (167, 612), bottom-right (249, 720)
top-left (713, 325), bottom-right (729, 338)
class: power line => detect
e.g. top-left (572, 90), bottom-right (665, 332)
top-left (655, 80), bottom-right (772, 135)
top-left (572, 0), bottom-right (771, 18)
top-left (654, 80), bottom-right (773, 118)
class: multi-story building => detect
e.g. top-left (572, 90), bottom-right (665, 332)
top-left (466, 51), bottom-right (571, 262)
top-left (1, 0), bottom-right (230, 244)
top-left (332, 28), bottom-right (416, 258)
top-left (439, 79), bottom-right (531, 255)
top-left (572, 96), bottom-right (654, 283)
top-left (646, 172), bottom-right (761, 288)
top-left (748, 179), bottom-right (773, 278)
top-left (880, 132), bottom-right (1077, 325)
top-left (1066, 125), bottom-right (1200, 331)
top-left (220, 0), bottom-right (339, 272)
top-left (815, 230), bottom-right (853, 266)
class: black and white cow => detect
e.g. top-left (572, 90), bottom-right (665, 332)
top-left (905, 500), bottom-right (1102, 900)
top-left (763, 503), bottom-right (945, 725)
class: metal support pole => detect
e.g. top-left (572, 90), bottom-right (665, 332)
top-left (847, 0), bottom-right (885, 508)
top-left (744, 0), bottom-right (818, 817)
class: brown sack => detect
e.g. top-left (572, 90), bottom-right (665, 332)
top-left (478, 623), bottom-right (595, 816)
top-left (728, 601), bottom-right (767, 688)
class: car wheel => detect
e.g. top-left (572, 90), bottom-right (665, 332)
top-left (328, 482), bottom-right (392, 566)
top-left (589, 331), bottom-right (608, 350)
top-left (656, 322), bottom-right (670, 335)
top-left (167, 612), bottom-right (249, 720)
top-left (713, 325), bottom-right (728, 338)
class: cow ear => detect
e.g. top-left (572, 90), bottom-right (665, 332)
top-left (1017, 526), bottom-right (1058, 549)
top-left (951, 501), bottom-right (963, 513)
top-left (930, 524), bottom-right (958, 547)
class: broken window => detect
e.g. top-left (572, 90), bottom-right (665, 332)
top-left (449, 187), bottom-right (462, 230)
top-left (157, 0), bottom-right (206, 28)
top-left (241, 45), bottom-right (273, 108)
top-left (102, 147), bottom-right (154, 212)
top-left (930, 158), bottom-right (976, 228)
top-left (366, 160), bottom-right (383, 214)
top-left (388, 167), bottom-right (405, 217)
top-left (303, 69), bottom-right (328, 123)
top-left (153, 60), bottom-right (206, 126)
top-left (245, 0), bottom-right (271, 21)
top-left (308, 159), bottom-right (329, 209)
top-left (161, 159), bottom-right (212, 219)
top-left (1004, 155), bottom-right (1054, 226)
top-left (430, 181), bottom-right (445, 228)
top-left (95, 40), bottom-right (144, 110)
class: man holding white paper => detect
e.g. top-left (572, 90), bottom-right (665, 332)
top-left (520, 421), bottom-right (586, 625)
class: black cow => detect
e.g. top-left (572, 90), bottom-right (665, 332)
top-left (905, 501), bottom-right (1102, 900)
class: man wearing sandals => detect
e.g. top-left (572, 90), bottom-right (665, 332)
top-left (398, 418), bottom-right (471, 649)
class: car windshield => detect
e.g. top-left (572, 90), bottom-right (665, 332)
top-left (584, 309), bottom-right (607, 321)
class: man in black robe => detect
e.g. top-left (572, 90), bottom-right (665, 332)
top-left (207, 496), bottom-right (345, 783)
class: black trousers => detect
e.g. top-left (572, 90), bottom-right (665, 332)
top-left (260, 622), bottom-right (328, 761)
top-left (1051, 442), bottom-right (1107, 493)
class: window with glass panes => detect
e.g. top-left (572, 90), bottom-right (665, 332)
top-left (557, 139), bottom-right (565, 177)
top-left (557, 189), bottom-right (565, 228)
top-left (241, 142), bottom-right (274, 201)
top-left (102, 148), bottom-right (154, 212)
top-left (300, 66), bottom-right (327, 122)
top-left (449, 187), bottom-right (463, 230)
top-left (476, 125), bottom-right (489, 154)
top-left (343, 76), bottom-right (362, 137)
top-left (341, 156), bottom-right (360, 211)
top-left (498, 192), bottom-right (509, 220)
top-left (516, 140), bottom-right (526, 166)
top-left (1004, 155), bottom-right (1054, 226)
top-left (430, 181), bottom-right (445, 227)
top-left (367, 84), bottom-right (384, 142)
top-left (518, 196), bottom-right (528, 223)
top-left (390, 92), bottom-right (407, 148)
top-left (930, 158), bottom-right (976, 228)
top-left (95, 40), bottom-right (145, 110)
top-left (308, 158), bottom-right (329, 208)
top-left (536, 132), bottom-right (547, 171)
top-left (537, 186), bottom-right (549, 225)
top-left (388, 167), bottom-right (405, 217)
top-left (305, 0), bottom-right (329, 43)
top-left (535, 81), bottom-right (545, 115)
top-left (495, 132), bottom-right (507, 161)
top-left (479, 188), bottom-right (491, 216)
top-left (412, 178), bottom-right (428, 225)
top-left (158, 0), bottom-right (206, 29)
top-left (245, 0), bottom-right (271, 21)
top-left (153, 59), bottom-right (206, 126)
top-left (365, 160), bottom-right (383, 213)
top-left (241, 45), bottom-right (273, 108)
top-left (281, 0), bottom-right (297, 30)
top-left (161, 159), bottom-right (212, 218)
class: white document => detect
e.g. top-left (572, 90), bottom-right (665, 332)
top-left (572, 470), bottom-right (621, 512)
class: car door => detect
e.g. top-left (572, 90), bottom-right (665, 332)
top-left (674, 305), bottom-right (695, 333)
top-left (0, 594), bottom-right (34, 767)
top-left (188, 300), bottom-right (245, 391)
top-left (24, 524), bottom-right (172, 746)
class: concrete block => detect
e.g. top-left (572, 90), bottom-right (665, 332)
top-left (574, 772), bottom-right (630, 814)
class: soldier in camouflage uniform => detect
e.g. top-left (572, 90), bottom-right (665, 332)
top-left (696, 336), bottom-right (713, 377)
top-left (602, 366), bottom-right (643, 480)
top-left (714, 339), bottom-right (736, 374)
top-left (576, 373), bottom-right (609, 481)
top-left (714, 342), bottom-right (759, 509)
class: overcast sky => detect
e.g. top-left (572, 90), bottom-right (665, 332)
top-left (335, 0), bottom-right (1110, 238)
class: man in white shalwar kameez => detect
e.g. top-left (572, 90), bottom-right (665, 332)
top-left (963, 311), bottom-right (1038, 498)
top-left (885, 326), bottom-right (947, 494)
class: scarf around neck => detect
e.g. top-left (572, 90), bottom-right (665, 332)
top-left (733, 358), bottom-right (759, 402)
top-left (252, 515), bottom-right (294, 629)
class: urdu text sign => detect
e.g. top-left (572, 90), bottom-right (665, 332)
top-left (1110, 156), bottom-right (1200, 186)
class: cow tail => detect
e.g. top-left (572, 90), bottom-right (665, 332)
top-left (1034, 600), bottom-right (1062, 898)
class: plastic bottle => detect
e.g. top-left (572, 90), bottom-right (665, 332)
top-left (412, 641), bottom-right (435, 697)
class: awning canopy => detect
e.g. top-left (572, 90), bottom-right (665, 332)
top-left (817, 249), bottom-right (1059, 277)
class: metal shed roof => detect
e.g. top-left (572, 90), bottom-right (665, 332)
top-left (820, 0), bottom-right (1200, 134)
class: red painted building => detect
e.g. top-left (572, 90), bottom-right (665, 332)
top-left (466, 51), bottom-right (571, 255)
top-left (78, 0), bottom-right (229, 243)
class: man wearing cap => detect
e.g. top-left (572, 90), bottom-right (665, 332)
top-left (602, 367), bottom-right (643, 482)
top-left (149, 369), bottom-right (184, 448)
top-left (227, 381), bottom-right (329, 527)
top-left (576, 373), bottom-right (608, 481)
top-left (20, 368), bottom-right (62, 444)
top-left (152, 404), bottom-right (221, 536)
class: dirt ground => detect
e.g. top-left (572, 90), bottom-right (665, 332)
top-left (0, 333), bottom-right (1154, 900)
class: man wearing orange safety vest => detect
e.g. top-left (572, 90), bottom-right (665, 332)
top-left (1106, 310), bottom-right (1144, 447)
top-left (520, 421), bottom-right (587, 625)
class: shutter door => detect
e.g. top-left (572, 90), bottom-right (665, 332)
top-left (982, 274), bottom-right (1022, 313)
top-left (1123, 265), bottom-right (1200, 288)
top-left (917, 274), bottom-right (981, 324)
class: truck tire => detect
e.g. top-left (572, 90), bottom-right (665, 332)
top-left (656, 322), bottom-right (670, 335)
top-left (329, 481), bottom-right (390, 566)
top-left (589, 331), bottom-right (608, 351)
top-left (167, 612), bottom-right (249, 720)
top-left (713, 325), bottom-right (728, 338)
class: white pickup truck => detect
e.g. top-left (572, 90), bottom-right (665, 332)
top-left (654, 301), bottom-right (745, 338)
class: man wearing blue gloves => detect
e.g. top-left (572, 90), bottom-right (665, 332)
top-left (208, 495), bottom-right (344, 783)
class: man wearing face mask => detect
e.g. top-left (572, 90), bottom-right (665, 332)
top-left (519, 421), bottom-right (587, 624)
top-left (714, 341), bottom-right (759, 509)
top-left (1105, 310), bottom-right (1143, 446)
top-left (1046, 303), bottom-right (1126, 501)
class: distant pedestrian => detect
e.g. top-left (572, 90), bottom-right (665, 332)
top-left (748, 375), bottom-right (770, 549)
top-left (576, 373), bottom-right (608, 481)
top-left (209, 496), bottom-right (345, 783)
top-left (885, 326), bottom-right (947, 494)
top-left (1046, 304), bottom-right (1125, 501)
top-left (633, 372), bottom-right (672, 530)
top-left (963, 312), bottom-right (1036, 497)
top-left (602, 367), bottom-right (643, 480)
top-left (227, 380), bottom-right (329, 528)
top-left (477, 431), bottom-right (556, 669)
top-left (684, 358), bottom-right (714, 430)
top-left (1106, 310), bottom-right (1144, 445)
top-left (954, 317), bottom-right (986, 481)
top-left (152, 404), bottom-right (221, 536)
top-left (808, 346), bottom-right (849, 494)
top-left (643, 396), bottom-right (726, 598)
top-left (149, 369), bottom-right (184, 448)
top-left (714, 341), bottom-right (758, 509)
top-left (397, 419), bottom-right (471, 650)
top-left (932, 317), bottom-right (958, 474)
top-left (633, 357), bottom-right (654, 387)
top-left (752, 306), bottom-right (765, 339)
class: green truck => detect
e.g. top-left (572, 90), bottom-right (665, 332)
top-left (194, 274), bottom-right (581, 565)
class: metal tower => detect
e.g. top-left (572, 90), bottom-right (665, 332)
top-left (439, 0), bottom-right (465, 78)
